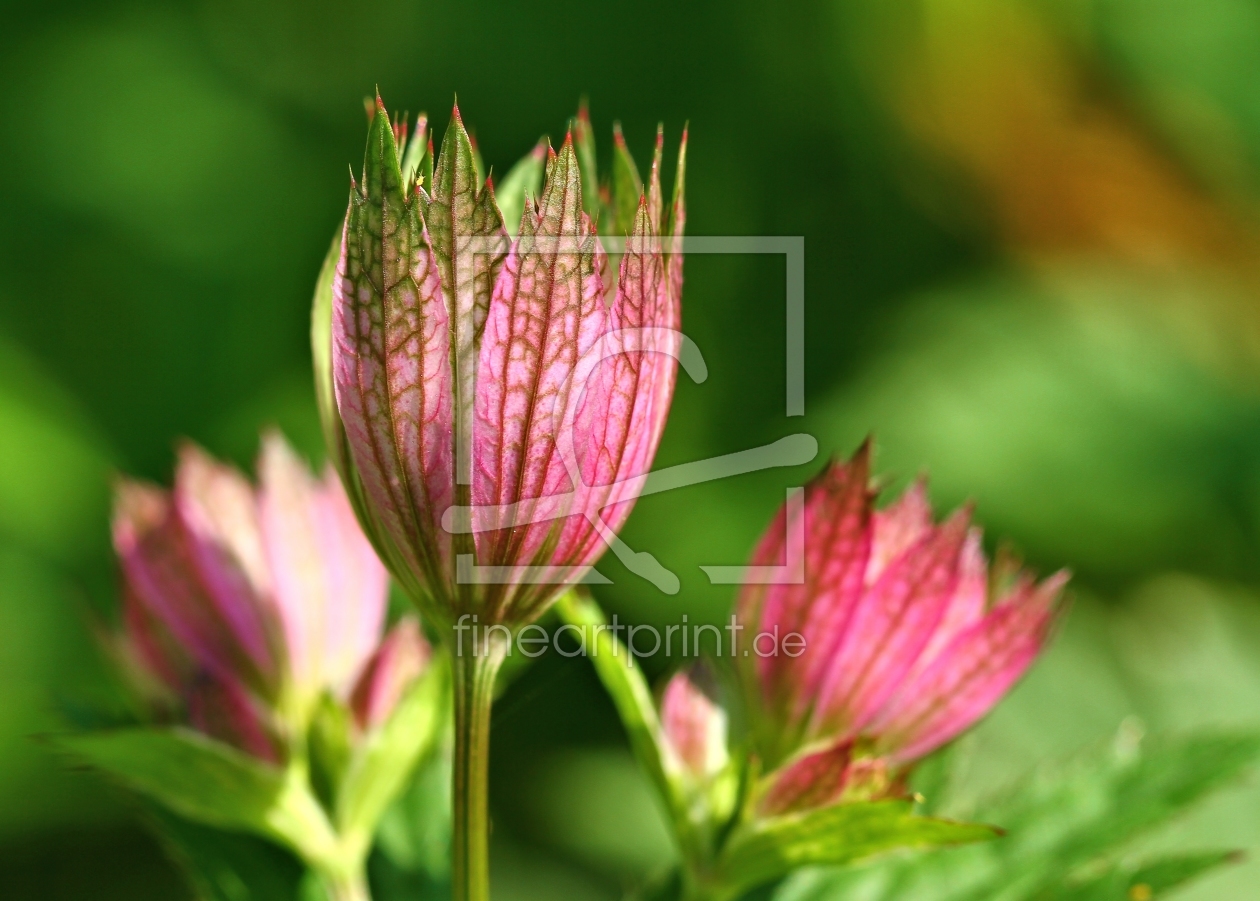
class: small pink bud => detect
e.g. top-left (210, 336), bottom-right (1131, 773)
top-left (350, 617), bottom-right (431, 730)
top-left (660, 667), bottom-right (728, 780)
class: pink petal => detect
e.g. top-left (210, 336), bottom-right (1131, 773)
top-left (172, 444), bottom-right (278, 684)
top-left (315, 463), bottom-right (390, 695)
top-left (332, 100), bottom-right (456, 600)
top-left (738, 448), bottom-right (874, 730)
top-left (557, 198), bottom-right (678, 573)
top-left (257, 434), bottom-right (330, 696)
top-left (660, 668), bottom-right (728, 779)
top-left (867, 479), bottom-right (933, 586)
top-left (113, 479), bottom-right (263, 692)
top-left (874, 571), bottom-right (1068, 762)
top-left (811, 507), bottom-right (971, 739)
top-left (350, 616), bottom-right (431, 730)
top-left (471, 135), bottom-right (609, 622)
top-left (905, 528), bottom-right (989, 683)
top-left (121, 586), bottom-right (187, 695)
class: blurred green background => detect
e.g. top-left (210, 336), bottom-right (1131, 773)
top-left (5, 0), bottom-right (1260, 897)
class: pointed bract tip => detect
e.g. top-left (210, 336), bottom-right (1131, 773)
top-left (613, 121), bottom-right (627, 146)
top-left (375, 88), bottom-right (385, 111)
top-left (656, 123), bottom-right (665, 145)
top-left (577, 96), bottom-right (591, 122)
top-left (451, 98), bottom-right (462, 122)
top-left (531, 138), bottom-right (548, 159)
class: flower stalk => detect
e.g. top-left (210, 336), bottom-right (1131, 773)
top-left (451, 630), bottom-right (509, 901)
top-left (321, 868), bottom-right (372, 901)
top-left (316, 96), bottom-right (688, 901)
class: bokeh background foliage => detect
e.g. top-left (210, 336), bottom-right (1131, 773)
top-left (4, 0), bottom-right (1260, 897)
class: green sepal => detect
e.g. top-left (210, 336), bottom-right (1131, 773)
top-left (334, 653), bottom-right (449, 862)
top-left (611, 122), bottom-right (644, 237)
top-left (400, 113), bottom-right (429, 192)
top-left (573, 99), bottom-right (601, 219)
top-left (495, 139), bottom-right (547, 238)
top-left (665, 123), bottom-right (688, 240)
top-left (55, 728), bottom-right (342, 871)
top-left (716, 799), bottom-right (997, 899)
top-left (325, 100), bottom-right (432, 609)
top-left (308, 693), bottom-right (354, 812)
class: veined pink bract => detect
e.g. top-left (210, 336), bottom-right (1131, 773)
top-left (326, 98), bottom-right (687, 630)
top-left (736, 442), bottom-right (1068, 813)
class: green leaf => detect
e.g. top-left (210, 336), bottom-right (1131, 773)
top-left (773, 730), bottom-right (1260, 901)
top-left (495, 139), bottom-right (547, 237)
top-left (144, 802), bottom-right (308, 901)
top-left (1031, 851), bottom-right (1240, 901)
top-left (555, 593), bottom-right (698, 858)
top-left (335, 657), bottom-right (449, 859)
top-left (971, 731), bottom-right (1260, 887)
top-left (57, 728), bottom-right (340, 868)
top-left (719, 799), bottom-right (997, 899)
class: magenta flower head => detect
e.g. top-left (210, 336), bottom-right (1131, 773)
top-left (323, 97), bottom-right (687, 633)
top-left (736, 442), bottom-right (1068, 812)
top-left (110, 431), bottom-right (413, 755)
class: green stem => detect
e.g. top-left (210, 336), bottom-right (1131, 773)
top-left (320, 867), bottom-right (371, 901)
top-left (451, 626), bottom-right (508, 901)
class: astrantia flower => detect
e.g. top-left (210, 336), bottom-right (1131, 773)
top-left (736, 442), bottom-right (1068, 813)
top-left (326, 98), bottom-right (686, 631)
top-left (110, 431), bottom-right (422, 756)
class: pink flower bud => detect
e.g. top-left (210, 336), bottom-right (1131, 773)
top-left (660, 667), bottom-right (728, 781)
top-left (329, 99), bottom-right (686, 629)
top-left (737, 442), bottom-right (1067, 790)
top-left (112, 431), bottom-right (391, 757)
